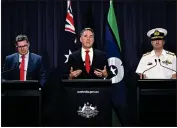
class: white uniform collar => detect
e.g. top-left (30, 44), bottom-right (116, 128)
top-left (151, 49), bottom-right (166, 57)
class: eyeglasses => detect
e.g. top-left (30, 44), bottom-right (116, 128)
top-left (16, 45), bottom-right (28, 49)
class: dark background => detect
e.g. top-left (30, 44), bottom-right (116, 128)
top-left (1, 0), bottom-right (176, 126)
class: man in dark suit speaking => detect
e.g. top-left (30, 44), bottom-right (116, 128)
top-left (68, 28), bottom-right (113, 79)
top-left (2, 34), bottom-right (47, 86)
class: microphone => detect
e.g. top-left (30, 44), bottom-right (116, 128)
top-left (1, 62), bottom-right (21, 74)
top-left (142, 59), bottom-right (157, 78)
top-left (158, 59), bottom-right (177, 73)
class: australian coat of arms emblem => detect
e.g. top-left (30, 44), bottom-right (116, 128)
top-left (77, 102), bottom-right (99, 118)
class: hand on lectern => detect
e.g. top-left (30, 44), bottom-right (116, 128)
top-left (171, 74), bottom-right (176, 79)
top-left (69, 67), bottom-right (82, 79)
top-left (140, 73), bottom-right (148, 79)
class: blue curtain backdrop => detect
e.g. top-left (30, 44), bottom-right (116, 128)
top-left (1, 0), bottom-right (176, 126)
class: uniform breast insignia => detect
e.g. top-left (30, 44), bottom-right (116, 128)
top-left (147, 62), bottom-right (153, 65)
top-left (143, 52), bottom-right (150, 57)
top-left (162, 60), bottom-right (172, 65)
top-left (166, 51), bottom-right (175, 56)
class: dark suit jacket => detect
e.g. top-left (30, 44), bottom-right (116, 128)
top-left (67, 49), bottom-right (113, 79)
top-left (2, 52), bottom-right (47, 86)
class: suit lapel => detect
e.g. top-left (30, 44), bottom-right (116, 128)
top-left (90, 49), bottom-right (96, 71)
top-left (78, 49), bottom-right (86, 71)
top-left (15, 53), bottom-right (19, 68)
top-left (14, 53), bottom-right (20, 80)
top-left (27, 53), bottom-right (33, 78)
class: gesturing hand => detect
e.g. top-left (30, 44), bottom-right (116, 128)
top-left (69, 67), bottom-right (82, 79)
top-left (94, 66), bottom-right (108, 78)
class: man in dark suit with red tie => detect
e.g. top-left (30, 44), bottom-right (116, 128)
top-left (2, 34), bottom-right (47, 86)
top-left (68, 28), bottom-right (113, 79)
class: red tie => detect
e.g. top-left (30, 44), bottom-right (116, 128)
top-left (85, 50), bottom-right (90, 73)
top-left (20, 55), bottom-right (25, 81)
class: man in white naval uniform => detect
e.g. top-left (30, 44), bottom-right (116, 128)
top-left (136, 28), bottom-right (176, 79)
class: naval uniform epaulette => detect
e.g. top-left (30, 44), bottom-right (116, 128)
top-left (143, 52), bottom-right (151, 57)
top-left (166, 51), bottom-right (175, 56)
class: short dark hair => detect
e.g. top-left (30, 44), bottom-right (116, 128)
top-left (15, 34), bottom-right (29, 44)
top-left (80, 28), bottom-right (95, 37)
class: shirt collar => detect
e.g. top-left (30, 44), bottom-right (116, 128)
top-left (19, 51), bottom-right (29, 58)
top-left (81, 47), bottom-right (93, 53)
top-left (161, 49), bottom-right (166, 57)
top-left (151, 49), bottom-right (166, 57)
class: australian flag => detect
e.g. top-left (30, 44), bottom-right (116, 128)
top-left (65, 0), bottom-right (76, 35)
top-left (62, 0), bottom-right (78, 74)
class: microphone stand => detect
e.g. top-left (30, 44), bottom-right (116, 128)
top-left (158, 59), bottom-right (177, 73)
top-left (142, 59), bottom-right (157, 79)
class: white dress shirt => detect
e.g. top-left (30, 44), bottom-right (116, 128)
top-left (19, 52), bottom-right (29, 80)
top-left (136, 49), bottom-right (176, 79)
top-left (81, 47), bottom-right (93, 66)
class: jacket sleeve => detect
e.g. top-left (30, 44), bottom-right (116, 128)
top-left (103, 53), bottom-right (114, 79)
top-left (39, 57), bottom-right (47, 86)
top-left (2, 56), bottom-right (10, 80)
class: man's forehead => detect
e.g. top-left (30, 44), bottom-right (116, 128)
top-left (17, 40), bottom-right (28, 45)
top-left (83, 30), bottom-right (94, 35)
